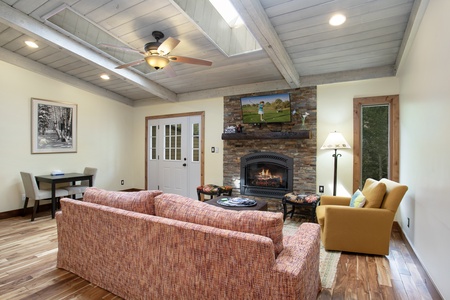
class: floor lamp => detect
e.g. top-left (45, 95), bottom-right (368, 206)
top-left (321, 132), bottom-right (351, 196)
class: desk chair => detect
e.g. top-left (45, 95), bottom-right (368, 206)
top-left (64, 167), bottom-right (97, 199)
top-left (20, 172), bottom-right (69, 221)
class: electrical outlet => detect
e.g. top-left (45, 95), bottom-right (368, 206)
top-left (319, 185), bottom-right (324, 193)
top-left (211, 147), bottom-right (219, 153)
top-left (121, 180), bottom-right (124, 185)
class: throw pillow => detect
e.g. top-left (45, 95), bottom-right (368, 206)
top-left (154, 193), bottom-right (284, 257)
top-left (361, 179), bottom-right (387, 208)
top-left (349, 189), bottom-right (366, 208)
top-left (83, 187), bottom-right (162, 215)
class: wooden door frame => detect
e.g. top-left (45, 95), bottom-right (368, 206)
top-left (145, 111), bottom-right (205, 190)
top-left (353, 95), bottom-right (399, 191)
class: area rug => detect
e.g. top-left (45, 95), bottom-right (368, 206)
top-left (283, 219), bottom-right (341, 289)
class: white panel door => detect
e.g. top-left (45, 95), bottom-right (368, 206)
top-left (147, 115), bottom-right (201, 198)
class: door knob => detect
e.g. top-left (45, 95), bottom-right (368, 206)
top-left (183, 163), bottom-right (187, 167)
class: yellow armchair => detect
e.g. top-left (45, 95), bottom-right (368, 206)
top-left (316, 178), bottom-right (408, 255)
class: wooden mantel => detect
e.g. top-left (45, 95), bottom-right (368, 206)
top-left (221, 130), bottom-right (311, 140)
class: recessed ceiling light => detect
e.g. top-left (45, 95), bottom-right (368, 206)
top-left (100, 74), bottom-right (110, 80)
top-left (25, 40), bottom-right (39, 48)
top-left (329, 14), bottom-right (346, 26)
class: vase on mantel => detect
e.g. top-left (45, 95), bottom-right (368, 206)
top-left (292, 122), bottom-right (307, 131)
top-left (301, 119), bottom-right (307, 129)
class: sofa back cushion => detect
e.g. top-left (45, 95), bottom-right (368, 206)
top-left (83, 187), bottom-right (162, 215)
top-left (361, 179), bottom-right (387, 208)
top-left (154, 194), bottom-right (284, 257)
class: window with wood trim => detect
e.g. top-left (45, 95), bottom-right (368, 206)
top-left (353, 95), bottom-right (399, 191)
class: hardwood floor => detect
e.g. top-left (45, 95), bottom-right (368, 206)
top-left (0, 215), bottom-right (442, 299)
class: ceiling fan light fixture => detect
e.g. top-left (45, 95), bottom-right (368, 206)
top-left (145, 55), bottom-right (169, 70)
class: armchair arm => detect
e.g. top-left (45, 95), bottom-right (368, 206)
top-left (320, 195), bottom-right (351, 206)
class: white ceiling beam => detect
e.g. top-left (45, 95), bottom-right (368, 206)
top-left (135, 65), bottom-right (396, 106)
top-left (299, 66), bottom-right (396, 87)
top-left (0, 47), bottom-right (134, 106)
top-left (134, 80), bottom-right (291, 106)
top-left (394, 0), bottom-right (429, 73)
top-left (229, 0), bottom-right (301, 88)
top-left (0, 2), bottom-right (178, 102)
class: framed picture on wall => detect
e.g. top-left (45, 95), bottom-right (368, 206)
top-left (31, 98), bottom-right (77, 154)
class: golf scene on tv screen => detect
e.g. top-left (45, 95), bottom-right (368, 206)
top-left (240, 93), bottom-right (291, 124)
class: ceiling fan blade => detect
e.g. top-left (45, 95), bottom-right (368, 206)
top-left (163, 64), bottom-right (177, 77)
top-left (98, 43), bottom-right (145, 55)
top-left (158, 37), bottom-right (180, 55)
top-left (115, 59), bottom-right (146, 69)
top-left (169, 55), bottom-right (212, 66)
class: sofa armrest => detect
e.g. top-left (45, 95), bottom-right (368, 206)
top-left (271, 223), bottom-right (321, 298)
top-left (320, 195), bottom-right (351, 206)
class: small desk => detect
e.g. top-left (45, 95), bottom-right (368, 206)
top-left (35, 173), bottom-right (93, 219)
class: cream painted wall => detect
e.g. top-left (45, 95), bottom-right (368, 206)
top-left (396, 0), bottom-right (449, 297)
top-left (0, 61), bottom-right (134, 213)
top-left (317, 77), bottom-right (400, 196)
top-left (131, 98), bottom-right (224, 190)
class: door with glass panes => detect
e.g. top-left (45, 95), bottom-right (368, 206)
top-left (147, 115), bottom-right (201, 199)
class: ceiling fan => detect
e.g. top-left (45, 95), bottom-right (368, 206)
top-left (99, 31), bottom-right (212, 77)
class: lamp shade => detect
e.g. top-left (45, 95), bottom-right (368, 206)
top-left (145, 55), bottom-right (169, 70)
top-left (321, 132), bottom-right (351, 150)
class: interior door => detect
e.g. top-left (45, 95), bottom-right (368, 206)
top-left (147, 115), bottom-right (201, 199)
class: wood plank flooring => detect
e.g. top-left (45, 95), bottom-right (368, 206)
top-left (0, 215), bottom-right (442, 299)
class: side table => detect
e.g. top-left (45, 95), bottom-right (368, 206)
top-left (282, 193), bottom-right (320, 222)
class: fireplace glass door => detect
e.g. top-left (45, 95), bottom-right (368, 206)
top-left (240, 152), bottom-right (293, 198)
top-left (246, 162), bottom-right (288, 189)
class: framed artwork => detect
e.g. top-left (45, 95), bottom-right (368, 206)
top-left (31, 98), bottom-right (77, 154)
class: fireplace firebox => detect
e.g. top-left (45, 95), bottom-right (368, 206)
top-left (240, 152), bottom-right (293, 198)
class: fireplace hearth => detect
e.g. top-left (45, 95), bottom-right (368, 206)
top-left (240, 152), bottom-right (293, 198)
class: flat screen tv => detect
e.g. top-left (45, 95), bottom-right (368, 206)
top-left (240, 93), bottom-right (291, 124)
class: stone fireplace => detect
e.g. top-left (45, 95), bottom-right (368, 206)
top-left (222, 87), bottom-right (317, 211)
top-left (240, 152), bottom-right (293, 198)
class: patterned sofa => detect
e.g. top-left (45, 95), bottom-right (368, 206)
top-left (56, 188), bottom-right (321, 300)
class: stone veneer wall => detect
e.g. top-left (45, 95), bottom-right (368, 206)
top-left (223, 87), bottom-right (317, 211)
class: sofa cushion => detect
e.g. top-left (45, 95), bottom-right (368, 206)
top-left (83, 187), bottom-right (162, 215)
top-left (361, 179), bottom-right (386, 208)
top-left (154, 193), bottom-right (284, 257)
top-left (349, 189), bottom-right (366, 208)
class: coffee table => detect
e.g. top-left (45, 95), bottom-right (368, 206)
top-left (205, 197), bottom-right (267, 211)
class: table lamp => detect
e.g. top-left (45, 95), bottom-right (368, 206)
top-left (321, 131), bottom-right (351, 195)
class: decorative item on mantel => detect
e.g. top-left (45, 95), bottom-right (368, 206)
top-left (224, 125), bottom-right (237, 133)
top-left (291, 110), bottom-right (310, 131)
top-left (301, 111), bottom-right (310, 128)
top-left (236, 123), bottom-right (243, 133)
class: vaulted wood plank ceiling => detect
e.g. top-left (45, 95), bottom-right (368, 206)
top-left (0, 0), bottom-right (425, 106)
